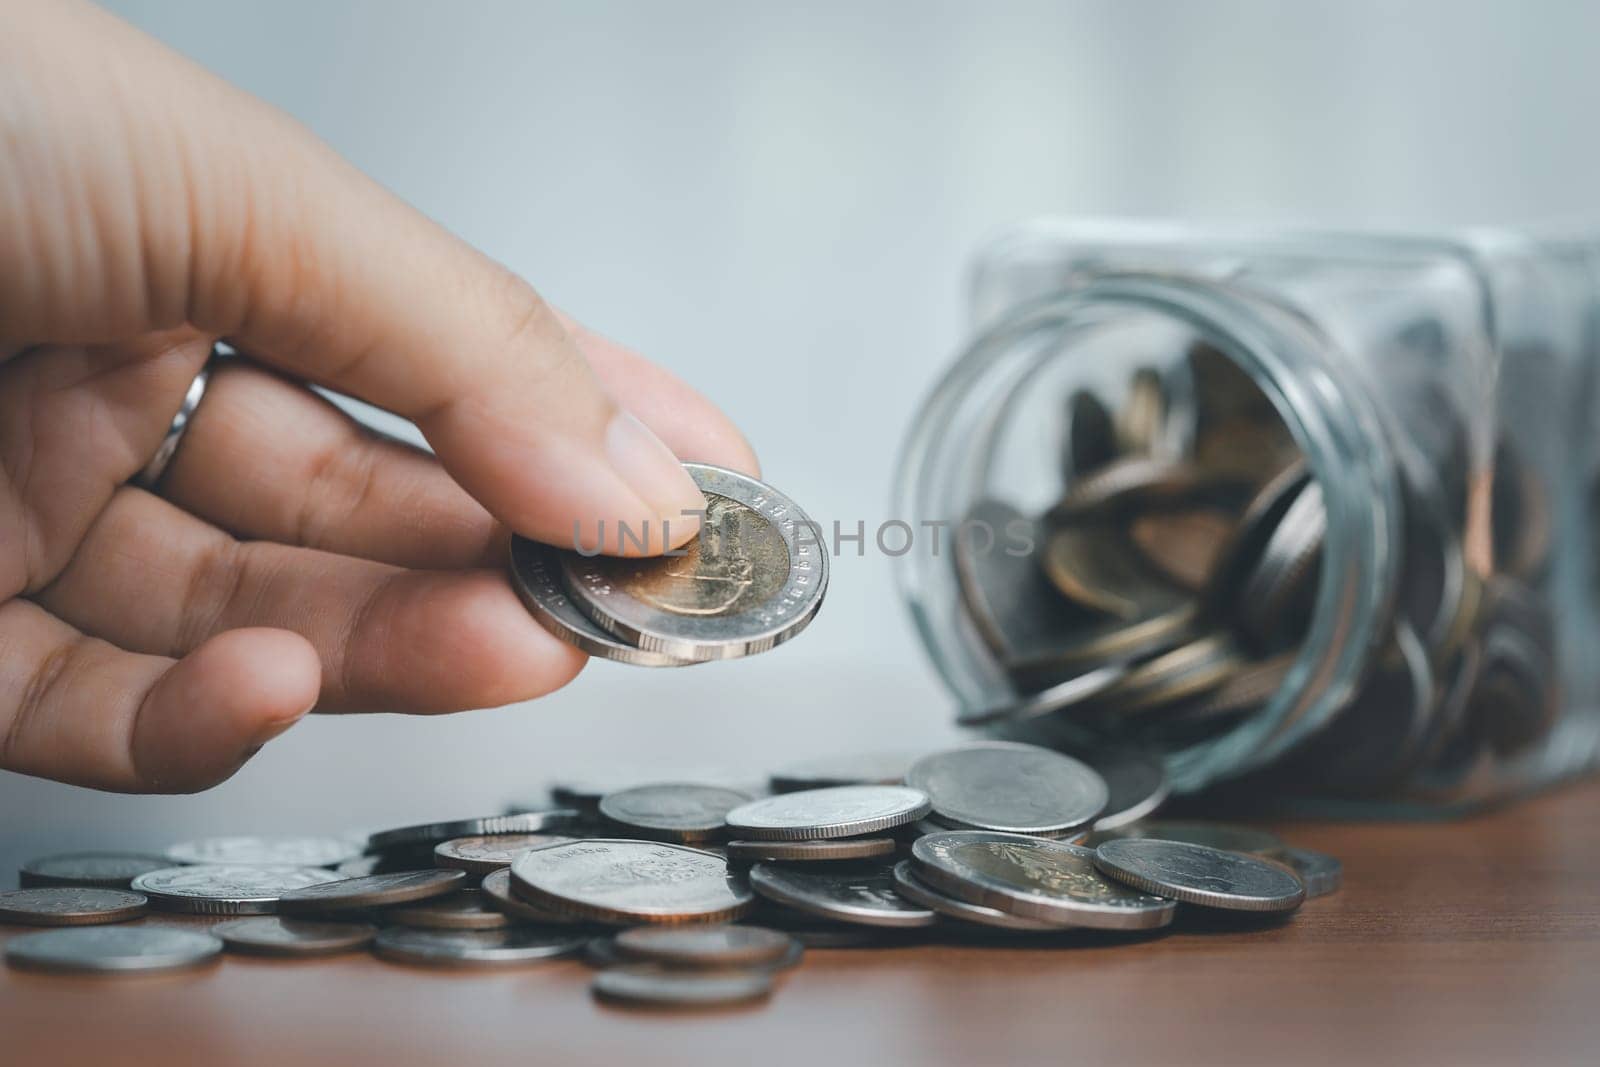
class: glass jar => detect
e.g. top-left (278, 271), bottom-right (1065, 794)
top-left (894, 221), bottom-right (1600, 812)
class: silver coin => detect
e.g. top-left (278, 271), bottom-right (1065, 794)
top-left (1280, 847), bottom-right (1343, 898)
top-left (724, 785), bottom-right (931, 841)
top-left (724, 837), bottom-right (898, 863)
top-left (592, 964), bottom-right (773, 1008)
top-left (510, 840), bottom-right (754, 925)
top-left (557, 463), bottom-right (829, 661)
top-left (1062, 388), bottom-right (1119, 482)
top-left (368, 810), bottom-right (579, 852)
top-left (164, 835), bottom-right (359, 869)
top-left (768, 750), bottom-right (919, 792)
top-left (747, 862), bottom-right (937, 928)
top-left (954, 500), bottom-right (1101, 670)
top-left (478, 868), bottom-right (581, 925)
top-left (1086, 751), bottom-right (1171, 831)
top-left (613, 924), bottom-right (797, 969)
top-left (597, 783), bottom-right (751, 842)
top-left (508, 535), bottom-right (700, 666)
top-left (0, 887), bottom-right (148, 926)
top-left (888, 861), bottom-right (1068, 933)
top-left (433, 834), bottom-right (573, 875)
top-left (910, 831), bottom-right (1175, 930)
top-left (212, 917), bottom-right (377, 957)
top-left (1090, 820), bottom-right (1286, 858)
top-left (1093, 838), bottom-right (1305, 912)
top-left (957, 662), bottom-right (1129, 727)
top-left (373, 926), bottom-right (587, 968)
top-left (906, 742), bottom-right (1107, 836)
top-left (384, 891), bottom-right (513, 931)
top-left (915, 813), bottom-right (1088, 843)
top-left (131, 865), bottom-right (339, 915)
top-left (5, 926), bottom-right (222, 975)
top-left (18, 851), bottom-right (171, 889)
top-left (278, 869), bottom-right (466, 915)
top-left (1235, 480), bottom-right (1325, 650)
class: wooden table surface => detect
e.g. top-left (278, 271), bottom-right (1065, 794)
top-left (2, 781), bottom-right (1597, 1067)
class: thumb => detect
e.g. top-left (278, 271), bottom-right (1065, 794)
top-left (0, 0), bottom-right (704, 553)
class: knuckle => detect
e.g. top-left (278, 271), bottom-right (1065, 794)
top-left (295, 432), bottom-right (381, 550)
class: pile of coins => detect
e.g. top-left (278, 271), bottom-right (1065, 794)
top-left (2, 741), bottom-right (1340, 1008)
top-left (510, 463), bottom-right (828, 666)
top-left (956, 343), bottom-right (1558, 799)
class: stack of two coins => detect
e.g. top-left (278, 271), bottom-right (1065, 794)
top-left (510, 464), bottom-right (828, 666)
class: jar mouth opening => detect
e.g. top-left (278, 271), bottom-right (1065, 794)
top-left (894, 275), bottom-right (1402, 791)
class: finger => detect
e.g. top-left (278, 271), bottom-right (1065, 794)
top-left (0, 330), bottom-right (212, 599)
top-left (161, 361), bottom-right (502, 569)
top-left (0, 599), bottom-right (319, 793)
top-left (558, 312), bottom-right (761, 477)
top-left (2, 1), bottom-right (705, 552)
top-left (35, 488), bottom-right (586, 714)
top-left (163, 343), bottom-right (753, 568)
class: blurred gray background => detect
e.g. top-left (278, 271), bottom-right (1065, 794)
top-left (5, 0), bottom-right (1599, 867)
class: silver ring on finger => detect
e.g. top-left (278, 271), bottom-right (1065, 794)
top-left (134, 345), bottom-right (220, 489)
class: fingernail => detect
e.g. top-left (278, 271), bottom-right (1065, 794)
top-left (605, 411), bottom-right (704, 546)
top-left (251, 702), bottom-right (313, 748)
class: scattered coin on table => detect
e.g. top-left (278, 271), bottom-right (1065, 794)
top-left (1281, 847), bottom-right (1343, 898)
top-left (725, 837), bottom-right (898, 863)
top-left (164, 835), bottom-right (360, 869)
top-left (4, 758), bottom-right (1342, 1013)
top-left (5, 926), bottom-right (222, 975)
top-left (748, 862), bottom-right (938, 929)
top-left (888, 861), bottom-right (1069, 933)
top-left (597, 783), bottom-right (751, 842)
top-left (278, 870), bottom-right (467, 916)
top-left (212, 917), bottom-right (378, 957)
top-left (907, 742), bottom-right (1108, 836)
top-left (510, 839), bottom-right (755, 925)
top-left (911, 831), bottom-right (1177, 930)
top-left (18, 852), bottom-right (171, 890)
top-left (373, 927), bottom-right (589, 968)
top-left (1084, 751), bottom-right (1171, 831)
top-left (1093, 838), bottom-right (1306, 913)
top-left (1089, 819), bottom-right (1287, 858)
top-left (367, 811), bottom-right (579, 853)
top-left (433, 834), bottom-right (572, 875)
top-left (0, 888), bottom-right (148, 927)
top-left (724, 785), bottom-right (932, 841)
top-left (592, 964), bottom-right (774, 1009)
top-left (131, 865), bottom-right (340, 915)
top-left (612, 924), bottom-right (797, 970)
top-left (384, 890), bottom-right (512, 931)
top-left (478, 869), bottom-right (581, 925)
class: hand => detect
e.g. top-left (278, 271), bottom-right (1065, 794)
top-left (0, 0), bottom-right (757, 793)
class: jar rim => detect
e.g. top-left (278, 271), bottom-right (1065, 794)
top-left (893, 273), bottom-right (1403, 791)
